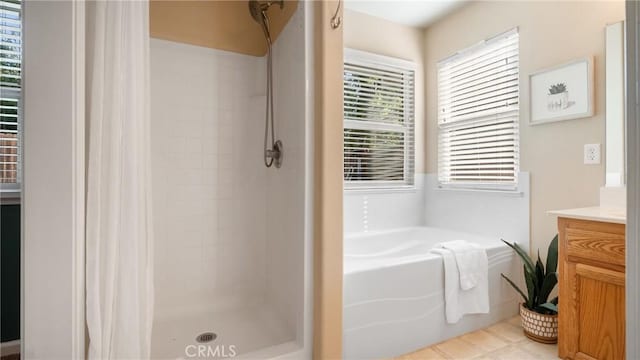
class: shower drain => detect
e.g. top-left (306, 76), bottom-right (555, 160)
top-left (196, 332), bottom-right (217, 343)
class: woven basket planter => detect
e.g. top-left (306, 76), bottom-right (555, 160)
top-left (519, 303), bottom-right (558, 344)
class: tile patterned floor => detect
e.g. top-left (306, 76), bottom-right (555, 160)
top-left (396, 316), bottom-right (559, 360)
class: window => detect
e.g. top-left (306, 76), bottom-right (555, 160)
top-left (343, 49), bottom-right (415, 189)
top-left (438, 28), bottom-right (519, 190)
top-left (1, 0), bottom-right (21, 192)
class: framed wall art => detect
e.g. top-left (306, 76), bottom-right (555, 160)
top-left (529, 57), bottom-right (594, 125)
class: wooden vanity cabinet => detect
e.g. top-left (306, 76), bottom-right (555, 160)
top-left (558, 217), bottom-right (626, 360)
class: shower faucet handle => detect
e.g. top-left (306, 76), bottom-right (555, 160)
top-left (265, 140), bottom-right (283, 169)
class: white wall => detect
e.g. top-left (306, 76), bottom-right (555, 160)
top-left (150, 39), bottom-right (269, 317)
top-left (266, 5), bottom-right (307, 344)
top-left (343, 172), bottom-right (530, 250)
top-left (343, 177), bottom-right (425, 234)
top-left (424, 173), bottom-right (530, 248)
top-left (23, 1), bottom-right (85, 358)
top-left (605, 21), bottom-right (626, 187)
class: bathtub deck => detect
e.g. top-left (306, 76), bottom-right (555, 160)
top-left (396, 316), bottom-right (559, 359)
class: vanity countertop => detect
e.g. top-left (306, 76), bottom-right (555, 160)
top-left (548, 206), bottom-right (626, 224)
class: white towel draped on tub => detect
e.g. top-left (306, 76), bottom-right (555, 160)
top-left (439, 240), bottom-right (487, 290)
top-left (432, 240), bottom-right (489, 324)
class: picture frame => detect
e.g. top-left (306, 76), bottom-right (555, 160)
top-left (529, 57), bottom-right (594, 125)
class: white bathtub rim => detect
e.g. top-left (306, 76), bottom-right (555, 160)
top-left (343, 226), bottom-right (516, 275)
top-left (344, 226), bottom-right (513, 252)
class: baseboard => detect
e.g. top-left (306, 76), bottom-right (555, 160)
top-left (0, 340), bottom-right (20, 356)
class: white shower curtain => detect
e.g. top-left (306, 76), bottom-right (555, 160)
top-left (85, 1), bottom-right (154, 359)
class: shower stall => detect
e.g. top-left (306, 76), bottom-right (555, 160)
top-left (149, 2), bottom-right (312, 358)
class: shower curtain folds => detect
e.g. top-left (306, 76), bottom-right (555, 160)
top-left (85, 1), bottom-right (154, 359)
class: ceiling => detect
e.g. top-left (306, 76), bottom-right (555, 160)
top-left (344, 0), bottom-right (467, 28)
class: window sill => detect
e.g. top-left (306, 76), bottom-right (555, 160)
top-left (344, 185), bottom-right (417, 195)
top-left (435, 186), bottom-right (524, 197)
top-left (1, 190), bottom-right (21, 205)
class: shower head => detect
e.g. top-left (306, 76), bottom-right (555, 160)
top-left (248, 0), bottom-right (284, 45)
top-left (248, 0), bottom-right (283, 22)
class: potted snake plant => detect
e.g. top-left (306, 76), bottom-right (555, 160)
top-left (501, 235), bottom-right (559, 344)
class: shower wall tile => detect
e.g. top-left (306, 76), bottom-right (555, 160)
top-left (151, 38), bottom-right (268, 319)
top-left (266, 4), bottom-right (306, 344)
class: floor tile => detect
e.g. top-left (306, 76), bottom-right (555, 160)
top-left (506, 315), bottom-right (522, 327)
top-left (519, 339), bottom-right (559, 359)
top-left (393, 317), bottom-right (560, 360)
top-left (398, 347), bottom-right (450, 360)
top-left (433, 338), bottom-right (479, 360)
top-left (484, 322), bottom-right (526, 343)
top-left (459, 330), bottom-right (508, 352)
top-left (483, 344), bottom-right (542, 360)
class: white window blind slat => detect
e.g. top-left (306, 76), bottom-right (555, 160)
top-left (439, 76), bottom-right (519, 110)
top-left (441, 160), bottom-right (517, 167)
top-left (438, 29), bottom-right (519, 189)
top-left (344, 102), bottom-right (407, 116)
top-left (440, 51), bottom-right (519, 85)
top-left (441, 82), bottom-right (519, 110)
top-left (439, 119), bottom-right (515, 135)
top-left (439, 35), bottom-right (519, 76)
top-left (345, 80), bottom-right (408, 95)
top-left (344, 63), bottom-right (407, 81)
top-left (439, 57), bottom-right (519, 94)
top-left (344, 49), bottom-right (415, 188)
top-left (343, 72), bottom-right (406, 87)
top-left (1, 0), bottom-right (21, 186)
top-left (440, 77), bottom-right (519, 100)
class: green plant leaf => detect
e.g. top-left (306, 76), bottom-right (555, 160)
top-left (502, 239), bottom-right (538, 308)
top-left (536, 251), bottom-right (545, 285)
top-left (538, 272), bottom-right (558, 303)
top-left (538, 302), bottom-right (558, 314)
top-left (501, 273), bottom-right (528, 303)
top-left (546, 235), bottom-right (559, 274)
top-left (501, 239), bottom-right (536, 279)
top-left (524, 265), bottom-right (537, 309)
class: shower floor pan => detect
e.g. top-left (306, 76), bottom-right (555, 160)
top-left (151, 304), bottom-right (298, 359)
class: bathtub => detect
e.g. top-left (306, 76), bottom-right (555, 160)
top-left (343, 227), bottom-right (522, 359)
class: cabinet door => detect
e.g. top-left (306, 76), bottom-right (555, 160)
top-left (576, 264), bottom-right (625, 360)
top-left (558, 218), bottom-right (626, 360)
top-left (566, 263), bottom-right (625, 360)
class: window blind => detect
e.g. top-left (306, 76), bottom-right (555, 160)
top-left (438, 29), bottom-right (519, 189)
top-left (0, 0), bottom-right (21, 186)
top-left (344, 49), bottom-right (415, 188)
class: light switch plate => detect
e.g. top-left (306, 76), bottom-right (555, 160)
top-left (584, 143), bottom-right (601, 164)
